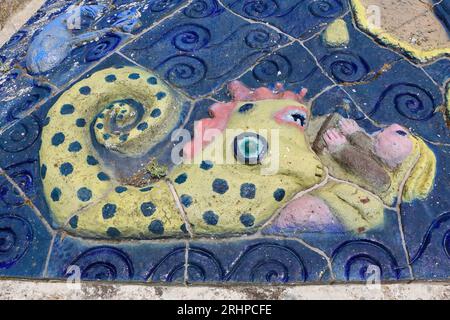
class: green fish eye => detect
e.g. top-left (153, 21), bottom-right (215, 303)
top-left (233, 133), bottom-right (268, 165)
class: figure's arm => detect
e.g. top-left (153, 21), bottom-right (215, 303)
top-left (324, 129), bottom-right (391, 192)
top-left (339, 118), bottom-right (374, 152)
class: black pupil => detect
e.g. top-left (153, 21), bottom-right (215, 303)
top-left (291, 113), bottom-right (305, 126)
top-left (396, 130), bottom-right (407, 136)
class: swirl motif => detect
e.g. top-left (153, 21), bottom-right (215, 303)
top-left (444, 230), bottom-right (450, 259)
top-left (4, 161), bottom-right (37, 200)
top-left (184, 0), bottom-right (222, 18)
top-left (0, 116), bottom-right (41, 153)
top-left (146, 247), bottom-right (187, 282)
top-left (40, 67), bottom-right (187, 239)
top-left (67, 246), bottom-right (134, 281)
top-left (157, 56), bottom-right (207, 88)
top-left (242, 0), bottom-right (279, 18)
top-left (321, 52), bottom-right (370, 83)
top-left (84, 34), bottom-right (122, 63)
top-left (6, 85), bottom-right (51, 123)
top-left (308, 0), bottom-right (344, 18)
top-left (172, 24), bottom-right (211, 52)
top-left (410, 212), bottom-right (450, 264)
top-left (245, 28), bottom-right (283, 49)
top-left (374, 83), bottom-right (436, 120)
top-left (252, 53), bottom-right (292, 82)
top-left (0, 180), bottom-right (24, 207)
top-left (227, 243), bottom-right (307, 283)
top-left (0, 215), bottom-right (33, 269)
top-left (187, 247), bottom-right (224, 282)
top-left (331, 240), bottom-right (402, 281)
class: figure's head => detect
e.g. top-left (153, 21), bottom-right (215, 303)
top-left (183, 81), bottom-right (325, 188)
top-left (374, 124), bottom-right (413, 168)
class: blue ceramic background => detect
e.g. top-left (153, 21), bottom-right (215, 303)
top-left (0, 0), bottom-right (449, 284)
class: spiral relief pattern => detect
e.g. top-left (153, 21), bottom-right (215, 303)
top-left (444, 230), bottom-right (450, 259)
top-left (184, 0), bottom-right (223, 18)
top-left (0, 177), bottom-right (25, 208)
top-left (187, 247), bottom-right (224, 282)
top-left (227, 244), bottom-right (307, 283)
top-left (0, 215), bottom-right (33, 269)
top-left (331, 240), bottom-right (402, 281)
top-left (245, 28), bottom-right (283, 49)
top-left (40, 66), bottom-right (187, 239)
top-left (67, 246), bottom-right (134, 281)
top-left (172, 24), bottom-right (211, 52)
top-left (410, 212), bottom-right (450, 264)
top-left (146, 248), bottom-right (187, 282)
top-left (252, 54), bottom-right (292, 82)
top-left (0, 116), bottom-right (41, 153)
top-left (242, 0), bottom-right (279, 18)
top-left (158, 55), bottom-right (207, 88)
top-left (374, 83), bottom-right (436, 120)
top-left (308, 0), bottom-right (344, 18)
top-left (84, 34), bottom-right (122, 63)
top-left (6, 85), bottom-right (51, 123)
top-left (321, 52), bottom-right (370, 83)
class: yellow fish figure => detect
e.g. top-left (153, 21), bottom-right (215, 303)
top-left (40, 67), bottom-right (325, 239)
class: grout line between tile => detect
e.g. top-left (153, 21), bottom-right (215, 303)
top-left (0, 170), bottom-right (55, 235)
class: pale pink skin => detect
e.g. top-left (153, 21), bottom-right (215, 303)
top-left (275, 121), bottom-right (413, 233)
top-left (272, 195), bottom-right (343, 232)
top-left (323, 119), bottom-right (413, 168)
top-left (373, 124), bottom-right (413, 168)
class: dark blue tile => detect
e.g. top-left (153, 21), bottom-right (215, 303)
top-left (424, 58), bottom-right (450, 87)
top-left (187, 239), bottom-right (330, 284)
top-left (434, 0), bottom-right (450, 36)
top-left (95, 0), bottom-right (187, 34)
top-left (264, 210), bottom-right (412, 283)
top-left (46, 235), bottom-right (186, 283)
top-left (304, 15), bottom-right (402, 85)
top-left (121, 0), bottom-right (289, 97)
top-left (0, 115), bottom-right (57, 229)
top-left (0, 205), bottom-right (53, 278)
top-left (230, 42), bottom-right (333, 99)
top-left (400, 145), bottom-right (450, 280)
top-left (342, 60), bottom-right (449, 144)
top-left (222, 0), bottom-right (348, 40)
top-left (0, 71), bottom-right (52, 129)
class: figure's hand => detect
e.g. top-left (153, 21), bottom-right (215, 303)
top-left (339, 118), bottom-right (361, 136)
top-left (324, 129), bottom-right (347, 153)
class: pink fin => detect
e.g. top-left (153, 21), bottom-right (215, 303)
top-left (182, 81), bottom-right (309, 160)
top-left (183, 102), bottom-right (236, 160)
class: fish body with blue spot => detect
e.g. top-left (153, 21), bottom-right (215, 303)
top-left (25, 4), bottom-right (140, 74)
top-left (26, 5), bottom-right (107, 74)
top-left (40, 67), bottom-right (325, 239)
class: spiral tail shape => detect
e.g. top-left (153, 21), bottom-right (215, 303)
top-left (40, 67), bottom-right (187, 239)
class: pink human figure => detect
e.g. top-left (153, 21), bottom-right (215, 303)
top-left (273, 117), bottom-right (414, 233)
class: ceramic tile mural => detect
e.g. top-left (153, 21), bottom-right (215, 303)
top-left (0, 0), bottom-right (449, 285)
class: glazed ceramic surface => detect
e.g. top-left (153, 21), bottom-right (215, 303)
top-left (0, 0), bottom-right (449, 284)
